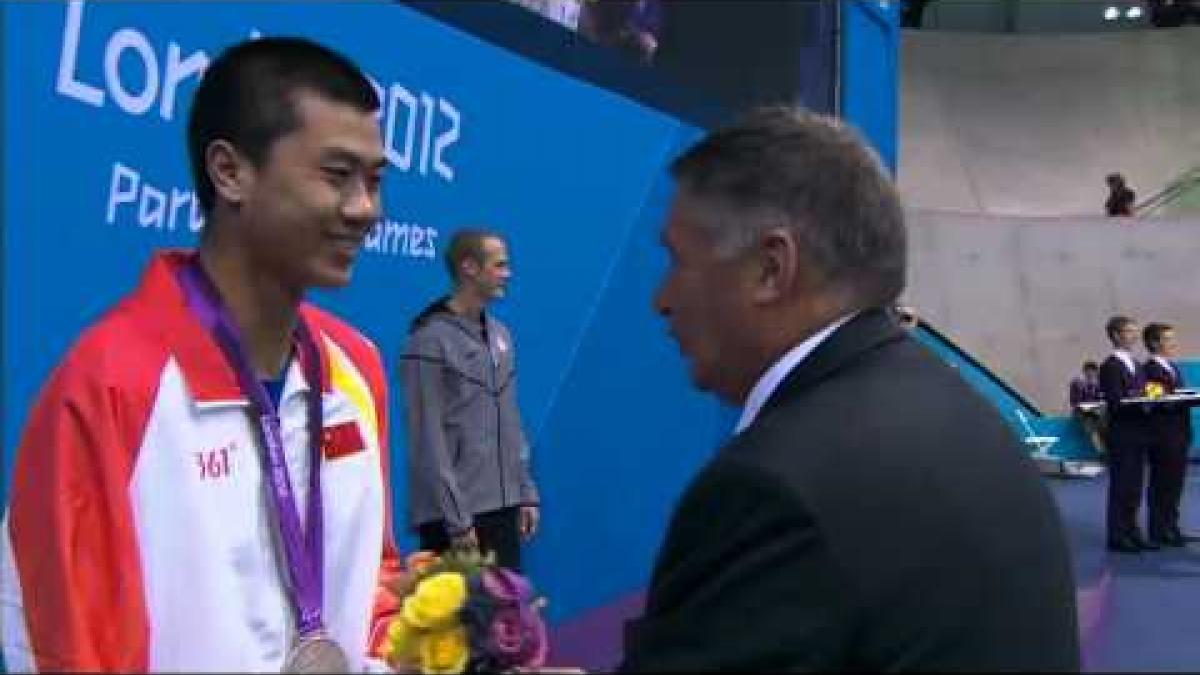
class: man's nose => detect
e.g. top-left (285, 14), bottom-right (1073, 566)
top-left (342, 182), bottom-right (381, 226)
top-left (653, 283), bottom-right (671, 317)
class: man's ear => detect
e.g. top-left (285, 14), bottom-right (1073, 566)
top-left (750, 228), bottom-right (801, 305)
top-left (459, 257), bottom-right (480, 283)
top-left (206, 140), bottom-right (253, 208)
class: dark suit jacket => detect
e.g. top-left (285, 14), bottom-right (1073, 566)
top-left (620, 309), bottom-right (1080, 672)
top-left (1143, 357), bottom-right (1194, 449)
top-left (1098, 353), bottom-right (1150, 443)
top-left (1069, 376), bottom-right (1102, 407)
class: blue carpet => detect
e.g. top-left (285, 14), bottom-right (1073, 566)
top-left (1048, 467), bottom-right (1200, 672)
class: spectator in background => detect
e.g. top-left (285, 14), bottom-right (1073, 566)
top-left (1069, 361), bottom-right (1103, 408)
top-left (1070, 360), bottom-right (1107, 455)
top-left (580, 0), bottom-right (663, 64)
top-left (1105, 173), bottom-right (1136, 217)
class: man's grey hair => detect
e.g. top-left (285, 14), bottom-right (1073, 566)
top-left (670, 106), bottom-right (907, 307)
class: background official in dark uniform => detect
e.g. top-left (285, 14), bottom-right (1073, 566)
top-left (1099, 315), bottom-right (1156, 553)
top-left (1143, 322), bottom-right (1193, 547)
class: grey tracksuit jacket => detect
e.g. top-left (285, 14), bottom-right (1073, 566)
top-left (399, 302), bottom-right (539, 535)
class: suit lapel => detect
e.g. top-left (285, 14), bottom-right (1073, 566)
top-left (1150, 358), bottom-right (1178, 387)
top-left (757, 307), bottom-right (906, 420)
top-left (1164, 359), bottom-right (1180, 387)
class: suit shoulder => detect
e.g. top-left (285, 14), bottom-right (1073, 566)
top-left (700, 451), bottom-right (792, 488)
top-left (734, 339), bottom-right (1028, 501)
top-left (669, 452), bottom-right (815, 547)
top-left (771, 338), bottom-right (1005, 440)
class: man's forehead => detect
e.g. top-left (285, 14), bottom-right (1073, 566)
top-left (663, 199), bottom-right (718, 250)
top-left (319, 143), bottom-right (387, 168)
top-left (662, 198), bottom-right (695, 238)
top-left (291, 92), bottom-right (385, 159)
top-left (483, 237), bottom-right (508, 256)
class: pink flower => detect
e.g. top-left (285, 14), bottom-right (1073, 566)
top-left (518, 608), bottom-right (549, 668)
top-left (490, 608), bottom-right (525, 656)
top-left (478, 567), bottom-right (548, 668)
top-left (481, 567), bottom-right (532, 605)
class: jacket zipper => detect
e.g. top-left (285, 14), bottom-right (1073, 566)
top-left (486, 321), bottom-right (508, 506)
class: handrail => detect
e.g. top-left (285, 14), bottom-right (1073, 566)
top-left (1135, 165), bottom-right (1200, 216)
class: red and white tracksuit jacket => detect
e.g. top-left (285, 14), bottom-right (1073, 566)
top-left (1, 251), bottom-right (403, 672)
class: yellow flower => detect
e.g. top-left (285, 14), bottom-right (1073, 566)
top-left (402, 572), bottom-right (467, 629)
top-left (418, 625), bottom-right (470, 674)
top-left (1145, 382), bottom-right (1166, 399)
top-left (385, 617), bottom-right (420, 666)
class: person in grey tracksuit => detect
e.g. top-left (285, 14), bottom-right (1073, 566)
top-left (399, 229), bottom-right (540, 570)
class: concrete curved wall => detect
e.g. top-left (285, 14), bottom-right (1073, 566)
top-left (900, 28), bottom-right (1200, 216)
top-left (905, 210), bottom-right (1200, 413)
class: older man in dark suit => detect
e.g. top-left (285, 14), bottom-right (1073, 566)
top-left (619, 107), bottom-right (1079, 672)
top-left (1142, 322), bottom-right (1193, 547)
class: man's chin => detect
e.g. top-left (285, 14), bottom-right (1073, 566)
top-left (309, 263), bottom-right (355, 289)
top-left (688, 361), bottom-right (714, 393)
top-left (689, 363), bottom-right (740, 403)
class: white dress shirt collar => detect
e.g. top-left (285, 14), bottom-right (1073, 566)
top-left (1113, 349), bottom-right (1136, 374)
top-left (1151, 355), bottom-right (1175, 374)
top-left (734, 313), bottom-right (856, 435)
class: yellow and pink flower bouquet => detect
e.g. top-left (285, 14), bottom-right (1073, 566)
top-left (384, 550), bottom-right (549, 674)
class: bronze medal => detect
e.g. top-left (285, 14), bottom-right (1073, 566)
top-left (282, 634), bottom-right (351, 673)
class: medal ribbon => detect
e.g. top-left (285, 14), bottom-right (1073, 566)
top-left (178, 260), bottom-right (327, 637)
